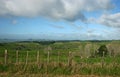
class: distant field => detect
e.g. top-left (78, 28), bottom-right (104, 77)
top-left (0, 41), bottom-right (120, 76)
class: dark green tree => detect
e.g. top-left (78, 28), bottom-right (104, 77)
top-left (98, 45), bottom-right (108, 57)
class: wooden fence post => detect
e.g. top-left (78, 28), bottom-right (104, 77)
top-left (101, 51), bottom-right (105, 68)
top-left (5, 49), bottom-right (7, 65)
top-left (26, 51), bottom-right (29, 65)
top-left (46, 51), bottom-right (50, 74)
top-left (68, 51), bottom-right (71, 66)
top-left (58, 51), bottom-right (60, 64)
top-left (16, 50), bottom-right (18, 64)
top-left (47, 51), bottom-right (50, 64)
top-left (37, 51), bottom-right (39, 64)
top-left (23, 51), bottom-right (29, 71)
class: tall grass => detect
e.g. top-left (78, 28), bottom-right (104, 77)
top-left (0, 50), bottom-right (120, 76)
top-left (0, 41), bottom-right (120, 76)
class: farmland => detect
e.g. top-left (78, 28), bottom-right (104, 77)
top-left (0, 40), bottom-right (120, 77)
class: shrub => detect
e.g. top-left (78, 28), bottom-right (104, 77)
top-left (97, 45), bottom-right (108, 57)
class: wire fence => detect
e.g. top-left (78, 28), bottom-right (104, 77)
top-left (0, 50), bottom-right (77, 65)
top-left (0, 49), bottom-right (119, 67)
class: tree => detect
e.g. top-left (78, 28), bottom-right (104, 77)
top-left (98, 45), bottom-right (108, 57)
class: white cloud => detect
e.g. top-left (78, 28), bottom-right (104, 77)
top-left (102, 28), bottom-right (120, 40)
top-left (97, 13), bottom-right (120, 28)
top-left (0, 0), bottom-right (113, 21)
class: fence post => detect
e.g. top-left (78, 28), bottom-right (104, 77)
top-left (37, 51), bottom-right (39, 64)
top-left (47, 51), bottom-right (50, 64)
top-left (26, 51), bottom-right (29, 65)
top-left (101, 51), bottom-right (105, 68)
top-left (46, 51), bottom-right (50, 74)
top-left (23, 51), bottom-right (29, 71)
top-left (16, 50), bottom-right (19, 64)
top-left (68, 51), bottom-right (71, 66)
top-left (4, 49), bottom-right (7, 65)
top-left (58, 51), bottom-right (60, 64)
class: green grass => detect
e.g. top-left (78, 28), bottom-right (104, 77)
top-left (0, 41), bottom-right (120, 76)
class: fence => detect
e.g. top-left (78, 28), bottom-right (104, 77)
top-left (0, 49), bottom-right (117, 67)
top-left (0, 50), bottom-right (79, 65)
top-left (1, 49), bottom-right (120, 76)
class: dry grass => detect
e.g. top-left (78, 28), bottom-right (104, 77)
top-left (0, 73), bottom-right (114, 77)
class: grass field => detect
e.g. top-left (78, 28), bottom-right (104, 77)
top-left (0, 41), bottom-right (120, 77)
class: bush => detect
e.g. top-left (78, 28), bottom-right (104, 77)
top-left (97, 45), bottom-right (108, 57)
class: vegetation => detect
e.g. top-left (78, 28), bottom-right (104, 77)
top-left (97, 45), bottom-right (109, 57)
top-left (0, 40), bottom-right (120, 77)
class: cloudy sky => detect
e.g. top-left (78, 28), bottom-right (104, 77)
top-left (0, 0), bottom-right (120, 40)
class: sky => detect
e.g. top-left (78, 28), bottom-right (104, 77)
top-left (0, 0), bottom-right (120, 40)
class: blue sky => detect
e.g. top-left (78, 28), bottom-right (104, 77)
top-left (0, 0), bottom-right (120, 40)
